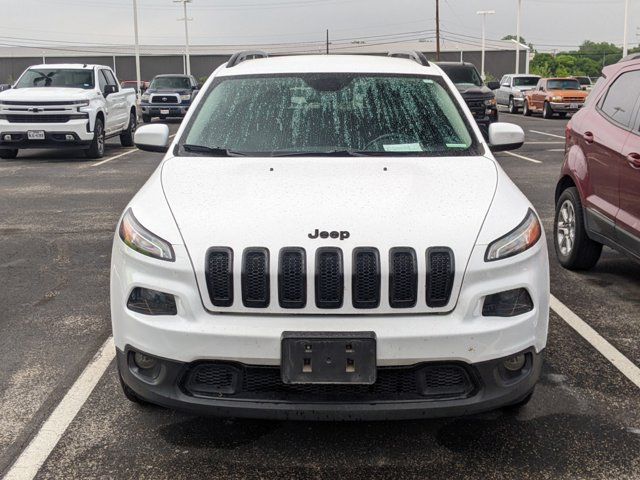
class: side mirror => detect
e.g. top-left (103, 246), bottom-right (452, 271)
top-left (488, 122), bottom-right (524, 152)
top-left (487, 81), bottom-right (500, 90)
top-left (134, 124), bottom-right (170, 153)
top-left (103, 84), bottom-right (118, 96)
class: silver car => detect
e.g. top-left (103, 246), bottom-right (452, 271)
top-left (496, 74), bottom-right (541, 113)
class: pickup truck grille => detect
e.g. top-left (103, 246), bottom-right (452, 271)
top-left (205, 246), bottom-right (455, 312)
top-left (560, 97), bottom-right (584, 103)
top-left (150, 94), bottom-right (180, 104)
top-left (2, 114), bottom-right (80, 123)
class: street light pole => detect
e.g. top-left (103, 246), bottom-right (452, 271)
top-left (515, 0), bottom-right (522, 74)
top-left (477, 10), bottom-right (495, 81)
top-left (174, 0), bottom-right (193, 76)
top-left (623, 0), bottom-right (629, 57)
top-left (132, 0), bottom-right (142, 101)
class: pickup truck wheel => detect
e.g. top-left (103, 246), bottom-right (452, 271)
top-left (508, 97), bottom-right (519, 114)
top-left (523, 100), bottom-right (532, 116)
top-left (142, 114), bottom-right (151, 123)
top-left (0, 149), bottom-right (18, 159)
top-left (542, 101), bottom-right (554, 119)
top-left (554, 187), bottom-right (602, 270)
top-left (120, 111), bottom-right (136, 147)
top-left (85, 118), bottom-right (105, 159)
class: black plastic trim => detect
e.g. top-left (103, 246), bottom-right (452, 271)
top-left (205, 247), bottom-right (234, 307)
top-left (352, 247), bottom-right (381, 309)
top-left (389, 247), bottom-right (418, 308)
top-left (426, 247), bottom-right (455, 308)
top-left (241, 247), bottom-right (270, 308)
top-left (278, 247), bottom-right (307, 309)
top-left (315, 247), bottom-right (344, 309)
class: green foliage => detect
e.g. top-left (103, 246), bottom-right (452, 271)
top-left (531, 41), bottom-right (624, 78)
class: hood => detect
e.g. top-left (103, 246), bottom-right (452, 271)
top-left (0, 87), bottom-right (92, 102)
top-left (455, 84), bottom-right (493, 97)
top-left (161, 155), bottom-right (498, 314)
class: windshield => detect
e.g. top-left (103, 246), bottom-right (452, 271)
top-left (181, 74), bottom-right (477, 156)
top-left (513, 76), bottom-right (539, 87)
top-left (15, 69), bottom-right (94, 89)
top-left (438, 65), bottom-right (483, 87)
top-left (547, 79), bottom-right (581, 90)
top-left (150, 76), bottom-right (191, 89)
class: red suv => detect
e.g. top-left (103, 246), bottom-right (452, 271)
top-left (555, 56), bottom-right (640, 269)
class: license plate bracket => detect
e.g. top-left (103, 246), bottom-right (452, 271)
top-left (27, 130), bottom-right (45, 140)
top-left (281, 332), bottom-right (376, 385)
top-left (160, 109), bottom-right (170, 115)
top-left (570, 103), bottom-right (579, 109)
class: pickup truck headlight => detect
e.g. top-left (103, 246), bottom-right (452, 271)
top-left (118, 208), bottom-right (175, 261)
top-left (141, 93), bottom-right (150, 102)
top-left (551, 95), bottom-right (563, 102)
top-left (513, 90), bottom-right (523, 98)
top-left (180, 94), bottom-right (191, 102)
top-left (484, 98), bottom-right (496, 106)
top-left (485, 209), bottom-right (541, 261)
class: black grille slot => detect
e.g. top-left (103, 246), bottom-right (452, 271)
top-left (352, 248), bottom-right (380, 309)
top-left (183, 362), bottom-right (476, 401)
top-left (389, 248), bottom-right (418, 308)
top-left (419, 365), bottom-right (473, 398)
top-left (4, 114), bottom-right (72, 123)
top-left (278, 248), bottom-right (306, 309)
top-left (242, 248), bottom-right (270, 308)
top-left (205, 248), bottom-right (233, 307)
top-left (426, 247), bottom-right (455, 307)
top-left (315, 248), bottom-right (343, 309)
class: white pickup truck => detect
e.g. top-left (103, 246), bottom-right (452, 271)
top-left (0, 63), bottom-right (137, 159)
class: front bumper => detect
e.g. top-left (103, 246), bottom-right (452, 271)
top-left (141, 104), bottom-right (190, 118)
top-left (118, 346), bottom-right (544, 420)
top-left (512, 97), bottom-right (525, 107)
top-left (549, 102), bottom-right (584, 112)
top-left (0, 119), bottom-right (93, 149)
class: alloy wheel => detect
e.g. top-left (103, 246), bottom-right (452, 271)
top-left (557, 199), bottom-right (576, 255)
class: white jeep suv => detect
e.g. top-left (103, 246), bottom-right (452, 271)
top-left (111, 51), bottom-right (549, 420)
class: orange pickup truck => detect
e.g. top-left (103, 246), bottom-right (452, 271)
top-left (523, 77), bottom-right (589, 118)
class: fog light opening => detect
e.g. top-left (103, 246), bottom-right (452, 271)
top-left (3, 134), bottom-right (11, 141)
top-left (134, 352), bottom-right (157, 370)
top-left (65, 134), bottom-right (74, 141)
top-left (503, 354), bottom-right (526, 372)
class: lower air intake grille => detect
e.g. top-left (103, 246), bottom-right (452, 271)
top-left (278, 248), bottom-right (306, 309)
top-left (352, 248), bottom-right (380, 309)
top-left (242, 248), bottom-right (270, 308)
top-left (426, 248), bottom-right (455, 307)
top-left (315, 248), bottom-right (343, 309)
top-left (182, 362), bottom-right (476, 401)
top-left (205, 248), bottom-right (233, 307)
top-left (389, 248), bottom-right (418, 308)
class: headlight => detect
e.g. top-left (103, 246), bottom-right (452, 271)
top-left (513, 90), bottom-right (523, 98)
top-left (118, 208), bottom-right (175, 261)
top-left (485, 209), bottom-right (541, 261)
top-left (551, 96), bottom-right (563, 102)
top-left (180, 94), bottom-right (191, 101)
top-left (484, 98), bottom-right (496, 106)
top-left (141, 93), bottom-right (150, 102)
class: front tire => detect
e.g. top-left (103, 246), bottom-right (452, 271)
top-left (523, 100), bottom-right (532, 116)
top-left (0, 149), bottom-right (18, 159)
top-left (120, 111), bottom-right (136, 147)
top-left (85, 118), bottom-right (105, 159)
top-left (508, 97), bottom-right (519, 114)
top-left (543, 101), bottom-right (554, 119)
top-left (554, 187), bottom-right (602, 270)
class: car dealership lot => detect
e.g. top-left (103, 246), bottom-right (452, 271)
top-left (0, 115), bottom-right (639, 479)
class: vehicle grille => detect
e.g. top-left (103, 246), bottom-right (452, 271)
top-left (561, 97), bottom-right (584, 102)
top-left (465, 99), bottom-right (487, 118)
top-left (150, 94), bottom-right (179, 104)
top-left (183, 362), bottom-right (476, 401)
top-left (204, 247), bottom-right (455, 311)
top-left (3, 114), bottom-right (74, 123)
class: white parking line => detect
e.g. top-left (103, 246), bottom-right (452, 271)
top-left (530, 129), bottom-right (565, 139)
top-left (500, 151), bottom-right (543, 164)
top-left (90, 134), bottom-right (176, 167)
top-left (547, 149), bottom-right (565, 152)
top-left (4, 337), bottom-right (116, 480)
top-left (550, 295), bottom-right (640, 389)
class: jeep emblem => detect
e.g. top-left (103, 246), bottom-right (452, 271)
top-left (308, 229), bottom-right (350, 240)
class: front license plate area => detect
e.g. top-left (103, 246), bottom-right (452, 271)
top-left (160, 109), bottom-right (170, 115)
top-left (27, 130), bottom-right (45, 140)
top-left (281, 332), bottom-right (376, 385)
top-left (570, 103), bottom-right (579, 109)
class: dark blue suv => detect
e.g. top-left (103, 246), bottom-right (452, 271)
top-left (141, 74), bottom-right (199, 123)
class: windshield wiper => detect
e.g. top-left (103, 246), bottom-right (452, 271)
top-left (269, 149), bottom-right (368, 157)
top-left (181, 144), bottom-right (246, 156)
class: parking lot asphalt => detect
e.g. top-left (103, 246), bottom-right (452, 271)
top-left (1, 114), bottom-right (639, 479)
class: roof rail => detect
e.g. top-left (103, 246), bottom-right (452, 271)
top-left (226, 51), bottom-right (269, 68)
top-left (387, 51), bottom-right (430, 67)
top-left (617, 53), bottom-right (640, 63)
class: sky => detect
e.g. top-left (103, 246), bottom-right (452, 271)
top-left (0, 0), bottom-right (638, 54)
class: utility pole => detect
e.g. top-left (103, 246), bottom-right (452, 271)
top-left (132, 0), bottom-right (142, 101)
top-left (477, 10), bottom-right (495, 80)
top-left (174, 0), bottom-right (193, 76)
top-left (515, 0), bottom-right (522, 74)
top-left (435, 0), bottom-right (440, 61)
top-left (326, 29), bottom-right (329, 54)
top-left (623, 0), bottom-right (629, 57)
